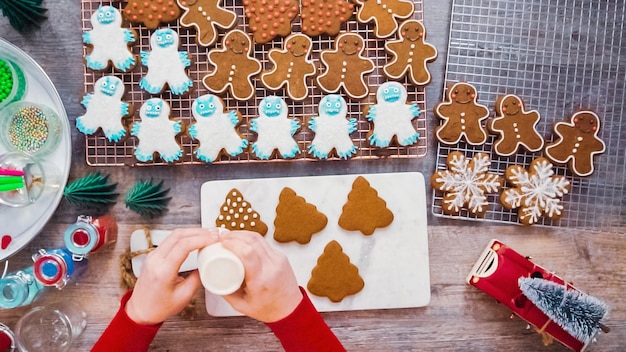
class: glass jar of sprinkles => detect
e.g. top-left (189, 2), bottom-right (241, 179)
top-left (0, 57), bottom-right (26, 111)
top-left (0, 101), bottom-right (61, 157)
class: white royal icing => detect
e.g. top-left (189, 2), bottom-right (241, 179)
top-left (132, 98), bottom-right (183, 162)
top-left (84, 6), bottom-right (135, 71)
top-left (76, 76), bottom-right (129, 142)
top-left (367, 81), bottom-right (420, 147)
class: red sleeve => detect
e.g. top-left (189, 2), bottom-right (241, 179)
top-left (91, 290), bottom-right (162, 352)
top-left (265, 287), bottom-right (346, 352)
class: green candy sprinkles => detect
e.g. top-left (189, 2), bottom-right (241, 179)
top-left (8, 105), bottom-right (50, 153)
top-left (0, 60), bottom-right (15, 103)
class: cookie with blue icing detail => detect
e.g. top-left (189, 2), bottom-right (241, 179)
top-left (308, 95), bottom-right (357, 159)
top-left (131, 98), bottom-right (184, 163)
top-left (249, 96), bottom-right (300, 160)
top-left (83, 6), bottom-right (137, 72)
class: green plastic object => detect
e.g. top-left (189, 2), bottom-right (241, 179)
top-left (125, 179), bottom-right (171, 217)
top-left (63, 172), bottom-right (119, 207)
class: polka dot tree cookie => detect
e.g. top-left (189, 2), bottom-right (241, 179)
top-left (123, 0), bottom-right (182, 30)
top-left (215, 189), bottom-right (268, 235)
top-left (243, 0), bottom-right (299, 43)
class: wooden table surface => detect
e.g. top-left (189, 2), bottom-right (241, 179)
top-left (0, 1), bottom-right (624, 351)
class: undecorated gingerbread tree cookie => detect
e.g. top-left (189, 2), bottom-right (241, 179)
top-left (338, 176), bottom-right (394, 235)
top-left (430, 151), bottom-right (502, 216)
top-left (273, 187), bottom-right (328, 244)
top-left (500, 157), bottom-right (570, 225)
top-left (216, 189), bottom-right (268, 235)
top-left (307, 240), bottom-right (365, 303)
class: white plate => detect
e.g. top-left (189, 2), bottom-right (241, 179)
top-left (200, 172), bottom-right (430, 316)
top-left (0, 38), bottom-right (71, 261)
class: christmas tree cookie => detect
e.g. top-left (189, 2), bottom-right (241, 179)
top-left (273, 187), bottom-right (328, 244)
top-left (307, 240), bottom-right (365, 302)
top-left (338, 176), bottom-right (394, 235)
top-left (216, 189), bottom-right (268, 235)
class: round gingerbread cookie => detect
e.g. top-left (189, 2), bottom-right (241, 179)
top-left (123, 0), bottom-right (181, 29)
top-left (434, 82), bottom-right (489, 145)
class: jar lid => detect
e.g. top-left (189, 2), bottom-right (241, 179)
top-left (64, 220), bottom-right (99, 256)
top-left (33, 253), bottom-right (68, 287)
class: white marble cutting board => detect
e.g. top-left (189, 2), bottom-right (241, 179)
top-left (200, 172), bottom-right (430, 316)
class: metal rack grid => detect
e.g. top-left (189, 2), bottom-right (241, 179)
top-left (433, 0), bottom-right (626, 232)
top-left (80, 0), bottom-right (429, 166)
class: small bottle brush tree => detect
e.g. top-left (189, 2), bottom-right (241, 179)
top-left (518, 276), bottom-right (609, 345)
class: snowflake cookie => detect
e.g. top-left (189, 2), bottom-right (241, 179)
top-left (77, 76), bottom-right (132, 142)
top-left (501, 157), bottom-right (570, 225)
top-left (188, 94), bottom-right (248, 162)
top-left (83, 6), bottom-right (137, 72)
top-left (140, 29), bottom-right (193, 95)
top-left (364, 81), bottom-right (420, 147)
top-left (131, 98), bottom-right (183, 163)
top-left (249, 96), bottom-right (300, 159)
top-left (430, 151), bottom-right (502, 216)
top-left (308, 95), bottom-right (357, 159)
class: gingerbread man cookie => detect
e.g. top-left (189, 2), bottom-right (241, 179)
top-left (434, 82), bottom-right (489, 145)
top-left (261, 34), bottom-right (316, 101)
top-left (544, 111), bottom-right (606, 177)
top-left (317, 33), bottom-right (375, 100)
top-left (300, 0), bottom-right (354, 37)
top-left (177, 0), bottom-right (238, 47)
top-left (488, 94), bottom-right (544, 156)
top-left (123, 0), bottom-right (181, 29)
top-left (354, 0), bottom-right (414, 38)
top-left (203, 30), bottom-right (262, 101)
top-left (384, 20), bottom-right (437, 86)
top-left (243, 0), bottom-right (299, 43)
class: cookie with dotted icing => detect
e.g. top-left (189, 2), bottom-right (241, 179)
top-left (488, 94), bottom-right (544, 156)
top-left (243, 0), bottom-right (299, 43)
top-left (338, 176), bottom-right (394, 235)
top-left (273, 187), bottom-right (328, 244)
top-left (354, 0), bottom-right (414, 38)
top-left (434, 82), bottom-right (489, 145)
top-left (544, 111), bottom-right (606, 177)
top-left (300, 0), bottom-right (354, 37)
top-left (123, 0), bottom-right (182, 29)
top-left (83, 6), bottom-right (137, 72)
top-left (215, 189), bottom-right (268, 235)
top-left (177, 0), bottom-right (238, 47)
top-left (317, 32), bottom-right (375, 100)
top-left (307, 240), bottom-right (365, 303)
top-left (383, 19), bottom-right (437, 86)
top-left (364, 81), bottom-right (420, 147)
top-left (203, 30), bottom-right (262, 101)
top-left (77, 76), bottom-right (133, 143)
top-left (261, 33), bottom-right (316, 101)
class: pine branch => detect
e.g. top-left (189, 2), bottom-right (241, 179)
top-left (0, 0), bottom-right (48, 32)
top-left (125, 179), bottom-right (171, 218)
top-left (63, 172), bottom-right (119, 208)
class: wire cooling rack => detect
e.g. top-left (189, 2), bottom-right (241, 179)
top-left (80, 0), bottom-right (429, 166)
top-left (433, 0), bottom-right (626, 232)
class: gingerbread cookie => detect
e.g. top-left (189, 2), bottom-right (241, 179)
top-left (273, 187), bottom-right (328, 244)
top-left (308, 95), bottom-right (357, 159)
top-left (77, 76), bottom-right (132, 143)
top-left (544, 111), bottom-right (606, 177)
top-left (123, 0), bottom-right (181, 29)
top-left (383, 19), bottom-right (437, 86)
top-left (188, 94), bottom-right (248, 162)
top-left (177, 0), bottom-right (238, 47)
top-left (434, 82), bottom-right (489, 145)
top-left (307, 240), bottom-right (365, 303)
top-left (317, 33), bottom-right (375, 100)
top-left (243, 0), bottom-right (299, 43)
top-left (83, 6), bottom-right (137, 72)
top-left (140, 29), bottom-right (193, 95)
top-left (488, 94), bottom-right (544, 156)
top-left (338, 176), bottom-right (394, 235)
top-left (261, 34), bottom-right (316, 101)
top-left (300, 0), bottom-right (354, 37)
top-left (250, 96), bottom-right (300, 159)
top-left (131, 98), bottom-right (183, 163)
top-left (364, 81), bottom-right (420, 147)
top-left (216, 189), bottom-right (268, 235)
top-left (203, 30), bottom-right (262, 101)
top-left (430, 152), bottom-right (502, 216)
top-left (501, 157), bottom-right (570, 225)
top-left (354, 0), bottom-right (414, 38)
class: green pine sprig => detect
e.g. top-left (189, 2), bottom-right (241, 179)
top-left (125, 179), bottom-right (171, 218)
top-left (0, 0), bottom-right (48, 32)
top-left (63, 172), bottom-right (119, 207)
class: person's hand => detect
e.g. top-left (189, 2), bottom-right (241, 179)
top-left (125, 228), bottom-right (219, 325)
top-left (220, 230), bottom-right (303, 323)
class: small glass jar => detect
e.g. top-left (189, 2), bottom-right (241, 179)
top-left (0, 266), bottom-right (45, 310)
top-left (32, 248), bottom-right (87, 289)
top-left (64, 215), bottom-right (118, 258)
top-left (0, 58), bottom-right (27, 112)
top-left (0, 322), bottom-right (16, 351)
top-left (0, 101), bottom-right (61, 157)
top-left (0, 152), bottom-right (46, 207)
